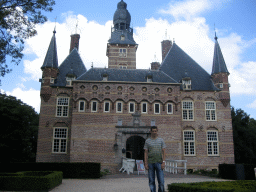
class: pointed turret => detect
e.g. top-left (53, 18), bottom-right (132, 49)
top-left (41, 30), bottom-right (58, 69)
top-left (211, 33), bottom-right (230, 107)
top-left (211, 34), bottom-right (229, 75)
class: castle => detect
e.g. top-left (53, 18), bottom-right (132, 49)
top-left (36, 0), bottom-right (235, 173)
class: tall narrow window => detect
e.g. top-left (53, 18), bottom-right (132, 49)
top-left (183, 131), bottom-right (195, 156)
top-left (167, 103), bottom-right (173, 114)
top-left (52, 128), bottom-right (68, 153)
top-left (91, 101), bottom-right (98, 112)
top-left (206, 101), bottom-right (216, 121)
top-left (154, 103), bottom-right (160, 114)
top-left (104, 101), bottom-right (110, 112)
top-left (79, 100), bottom-right (85, 112)
top-left (207, 131), bottom-right (219, 156)
top-left (129, 102), bottom-right (135, 113)
top-left (141, 102), bottom-right (147, 113)
top-left (116, 102), bottom-right (123, 113)
top-left (56, 97), bottom-right (69, 117)
top-left (182, 101), bottom-right (193, 120)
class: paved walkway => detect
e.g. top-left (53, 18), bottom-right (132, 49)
top-left (50, 171), bottom-right (232, 192)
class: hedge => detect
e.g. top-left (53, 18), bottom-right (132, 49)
top-left (0, 162), bottom-right (101, 178)
top-left (168, 181), bottom-right (256, 192)
top-left (0, 171), bottom-right (63, 191)
top-left (219, 164), bottom-right (256, 180)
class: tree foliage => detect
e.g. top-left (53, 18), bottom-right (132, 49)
top-left (231, 106), bottom-right (256, 164)
top-left (0, 93), bottom-right (39, 162)
top-left (0, 0), bottom-right (55, 80)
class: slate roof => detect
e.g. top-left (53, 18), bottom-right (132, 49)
top-left (76, 68), bottom-right (178, 84)
top-left (159, 43), bottom-right (218, 91)
top-left (108, 29), bottom-right (137, 45)
top-left (41, 30), bottom-right (58, 69)
top-left (211, 36), bottom-right (229, 75)
top-left (113, 0), bottom-right (131, 26)
top-left (53, 48), bottom-right (87, 87)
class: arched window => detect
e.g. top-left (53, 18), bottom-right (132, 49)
top-left (205, 101), bottom-right (217, 121)
top-left (182, 100), bottom-right (194, 121)
top-left (183, 130), bottom-right (195, 156)
top-left (207, 130), bottom-right (219, 156)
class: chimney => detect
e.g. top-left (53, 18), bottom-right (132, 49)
top-left (69, 34), bottom-right (80, 53)
top-left (151, 62), bottom-right (160, 70)
top-left (161, 40), bottom-right (172, 61)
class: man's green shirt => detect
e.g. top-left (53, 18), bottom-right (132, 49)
top-left (144, 137), bottom-right (166, 164)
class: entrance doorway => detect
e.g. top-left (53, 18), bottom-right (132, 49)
top-left (126, 136), bottom-right (145, 161)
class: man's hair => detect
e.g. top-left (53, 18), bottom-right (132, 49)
top-left (151, 126), bottom-right (158, 131)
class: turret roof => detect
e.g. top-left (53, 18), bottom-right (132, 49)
top-left (41, 30), bottom-right (58, 69)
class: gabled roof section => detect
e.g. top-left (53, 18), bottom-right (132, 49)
top-left (76, 68), bottom-right (178, 84)
top-left (53, 48), bottom-right (87, 87)
top-left (211, 35), bottom-right (229, 75)
top-left (159, 42), bottom-right (218, 91)
top-left (41, 30), bottom-right (58, 69)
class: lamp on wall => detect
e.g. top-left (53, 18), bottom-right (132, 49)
top-left (114, 143), bottom-right (118, 150)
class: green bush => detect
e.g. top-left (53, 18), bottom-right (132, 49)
top-left (168, 181), bottom-right (256, 192)
top-left (0, 162), bottom-right (101, 178)
top-left (0, 171), bottom-right (63, 191)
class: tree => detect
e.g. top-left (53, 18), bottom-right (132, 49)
top-left (0, 0), bottom-right (55, 81)
top-left (0, 93), bottom-right (39, 162)
top-left (231, 106), bottom-right (256, 164)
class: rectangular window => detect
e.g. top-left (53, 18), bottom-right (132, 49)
top-left (183, 131), bottom-right (195, 156)
top-left (207, 131), bottom-right (219, 156)
top-left (116, 102), bottom-right (123, 113)
top-left (52, 128), bottom-right (67, 153)
top-left (167, 103), bottom-right (173, 114)
top-left (154, 103), bottom-right (160, 114)
top-left (56, 97), bottom-right (69, 117)
top-left (50, 78), bottom-right (54, 84)
top-left (129, 102), bottom-right (135, 113)
top-left (104, 101), bottom-right (110, 112)
top-left (79, 100), bottom-right (85, 112)
top-left (206, 102), bottom-right (216, 121)
top-left (182, 79), bottom-right (192, 90)
top-left (182, 101), bottom-right (193, 120)
top-left (91, 101), bottom-right (97, 112)
top-left (119, 48), bottom-right (127, 57)
top-left (141, 102), bottom-right (147, 113)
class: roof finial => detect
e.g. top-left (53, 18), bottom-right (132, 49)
top-left (173, 38), bottom-right (175, 43)
top-left (75, 19), bottom-right (79, 34)
top-left (165, 29), bottom-right (167, 40)
top-left (214, 23), bottom-right (218, 40)
top-left (53, 16), bottom-right (57, 33)
top-left (91, 62), bottom-right (94, 68)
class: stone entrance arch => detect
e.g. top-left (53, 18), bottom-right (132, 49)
top-left (126, 136), bottom-right (145, 160)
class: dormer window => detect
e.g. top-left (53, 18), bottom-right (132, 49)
top-left (66, 77), bottom-right (75, 86)
top-left (102, 74), bottom-right (108, 81)
top-left (147, 75), bottom-right (152, 82)
top-left (182, 79), bottom-right (191, 90)
top-left (119, 48), bottom-right (127, 57)
top-left (219, 83), bottom-right (223, 89)
top-left (121, 35), bottom-right (125, 41)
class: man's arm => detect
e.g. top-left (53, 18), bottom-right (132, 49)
top-left (161, 148), bottom-right (166, 169)
top-left (144, 149), bottom-right (149, 170)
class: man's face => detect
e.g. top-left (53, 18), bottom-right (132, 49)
top-left (151, 128), bottom-right (158, 137)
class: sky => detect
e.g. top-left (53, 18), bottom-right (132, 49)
top-left (1, 0), bottom-right (256, 119)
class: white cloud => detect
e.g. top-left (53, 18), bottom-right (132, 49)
top-left (246, 100), bottom-right (256, 109)
top-left (1, 86), bottom-right (40, 113)
top-left (159, 0), bottom-right (212, 20)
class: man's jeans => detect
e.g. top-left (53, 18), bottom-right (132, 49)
top-left (148, 163), bottom-right (165, 192)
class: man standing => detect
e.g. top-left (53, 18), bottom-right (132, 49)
top-left (144, 126), bottom-right (166, 192)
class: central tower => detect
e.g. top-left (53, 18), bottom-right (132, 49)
top-left (106, 0), bottom-right (138, 69)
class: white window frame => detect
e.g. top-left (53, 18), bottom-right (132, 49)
top-left (183, 130), bottom-right (196, 156)
top-left (182, 101), bottom-right (194, 121)
top-left (141, 102), bottom-right (147, 114)
top-left (79, 100), bottom-right (85, 112)
top-left (56, 97), bottom-right (69, 117)
top-left (104, 101), bottom-right (110, 113)
top-left (219, 83), bottom-right (223, 89)
top-left (206, 101), bottom-right (217, 121)
top-left (116, 101), bottom-right (123, 113)
top-left (66, 77), bottom-right (75, 86)
top-left (129, 102), bottom-right (135, 113)
top-left (119, 48), bottom-right (127, 57)
top-left (182, 79), bottom-right (191, 90)
top-left (167, 103), bottom-right (173, 114)
top-left (154, 103), bottom-right (160, 114)
top-left (207, 131), bottom-right (219, 156)
top-left (91, 100), bottom-right (98, 112)
top-left (52, 128), bottom-right (68, 153)
top-left (50, 78), bottom-right (54, 84)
